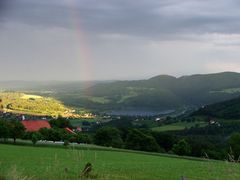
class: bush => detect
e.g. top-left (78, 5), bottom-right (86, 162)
top-left (63, 140), bottom-right (69, 146)
top-left (228, 133), bottom-right (240, 159)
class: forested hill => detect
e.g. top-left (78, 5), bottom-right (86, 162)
top-left (2, 72), bottom-right (240, 111)
top-left (68, 72), bottom-right (240, 110)
top-left (192, 96), bottom-right (240, 119)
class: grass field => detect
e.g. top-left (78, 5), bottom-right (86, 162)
top-left (0, 92), bottom-right (74, 117)
top-left (210, 88), bottom-right (240, 94)
top-left (151, 121), bottom-right (208, 132)
top-left (0, 144), bottom-right (239, 180)
top-left (69, 118), bottom-right (98, 127)
top-left (87, 96), bottom-right (111, 104)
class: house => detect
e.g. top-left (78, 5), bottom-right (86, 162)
top-left (76, 126), bottom-right (82, 132)
top-left (209, 119), bottom-right (216, 125)
top-left (21, 120), bottom-right (51, 132)
top-left (65, 127), bottom-right (76, 134)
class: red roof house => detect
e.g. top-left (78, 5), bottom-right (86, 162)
top-left (21, 120), bottom-right (51, 132)
top-left (65, 127), bottom-right (76, 134)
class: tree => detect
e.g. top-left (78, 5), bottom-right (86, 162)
top-left (39, 128), bottom-right (74, 142)
top-left (48, 128), bottom-right (63, 142)
top-left (0, 99), bottom-right (3, 110)
top-left (94, 127), bottom-right (123, 148)
top-left (49, 117), bottom-right (72, 129)
top-left (152, 132), bottom-right (177, 152)
top-left (31, 132), bottom-right (42, 145)
top-left (39, 128), bottom-right (51, 140)
top-left (9, 121), bottom-right (25, 143)
top-left (0, 120), bottom-right (10, 141)
top-left (74, 133), bottom-right (91, 144)
top-left (125, 129), bottom-right (161, 152)
top-left (172, 139), bottom-right (191, 156)
top-left (228, 133), bottom-right (240, 159)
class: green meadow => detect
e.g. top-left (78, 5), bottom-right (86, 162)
top-left (0, 144), bottom-right (239, 180)
top-left (151, 121), bottom-right (208, 132)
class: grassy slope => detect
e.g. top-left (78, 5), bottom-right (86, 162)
top-left (0, 144), bottom-right (239, 180)
top-left (0, 92), bottom-right (72, 117)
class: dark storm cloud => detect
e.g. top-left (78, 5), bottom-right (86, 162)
top-left (1, 0), bottom-right (240, 39)
top-left (0, 0), bottom-right (10, 15)
top-left (1, 0), bottom-right (240, 81)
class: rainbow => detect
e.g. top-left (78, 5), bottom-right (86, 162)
top-left (67, 0), bottom-right (93, 89)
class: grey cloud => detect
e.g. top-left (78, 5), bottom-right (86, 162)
top-left (1, 0), bottom-right (240, 40)
top-left (1, 0), bottom-right (240, 81)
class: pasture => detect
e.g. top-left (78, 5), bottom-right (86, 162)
top-left (0, 144), bottom-right (239, 179)
top-left (152, 121), bottom-right (207, 132)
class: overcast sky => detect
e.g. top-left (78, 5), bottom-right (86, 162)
top-left (0, 0), bottom-right (240, 81)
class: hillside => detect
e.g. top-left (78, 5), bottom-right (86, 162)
top-left (57, 72), bottom-right (240, 112)
top-left (0, 144), bottom-right (239, 180)
top-left (0, 92), bottom-right (75, 117)
top-left (1, 72), bottom-right (240, 113)
top-left (192, 96), bottom-right (240, 119)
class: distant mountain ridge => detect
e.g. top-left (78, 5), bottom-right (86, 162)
top-left (1, 72), bottom-right (240, 112)
top-left (59, 71), bottom-right (240, 111)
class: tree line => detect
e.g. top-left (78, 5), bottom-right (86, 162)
top-left (1, 118), bottom-right (240, 161)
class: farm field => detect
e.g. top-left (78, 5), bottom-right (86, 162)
top-left (151, 121), bottom-right (208, 132)
top-left (0, 144), bottom-right (239, 180)
top-left (69, 118), bottom-right (99, 127)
